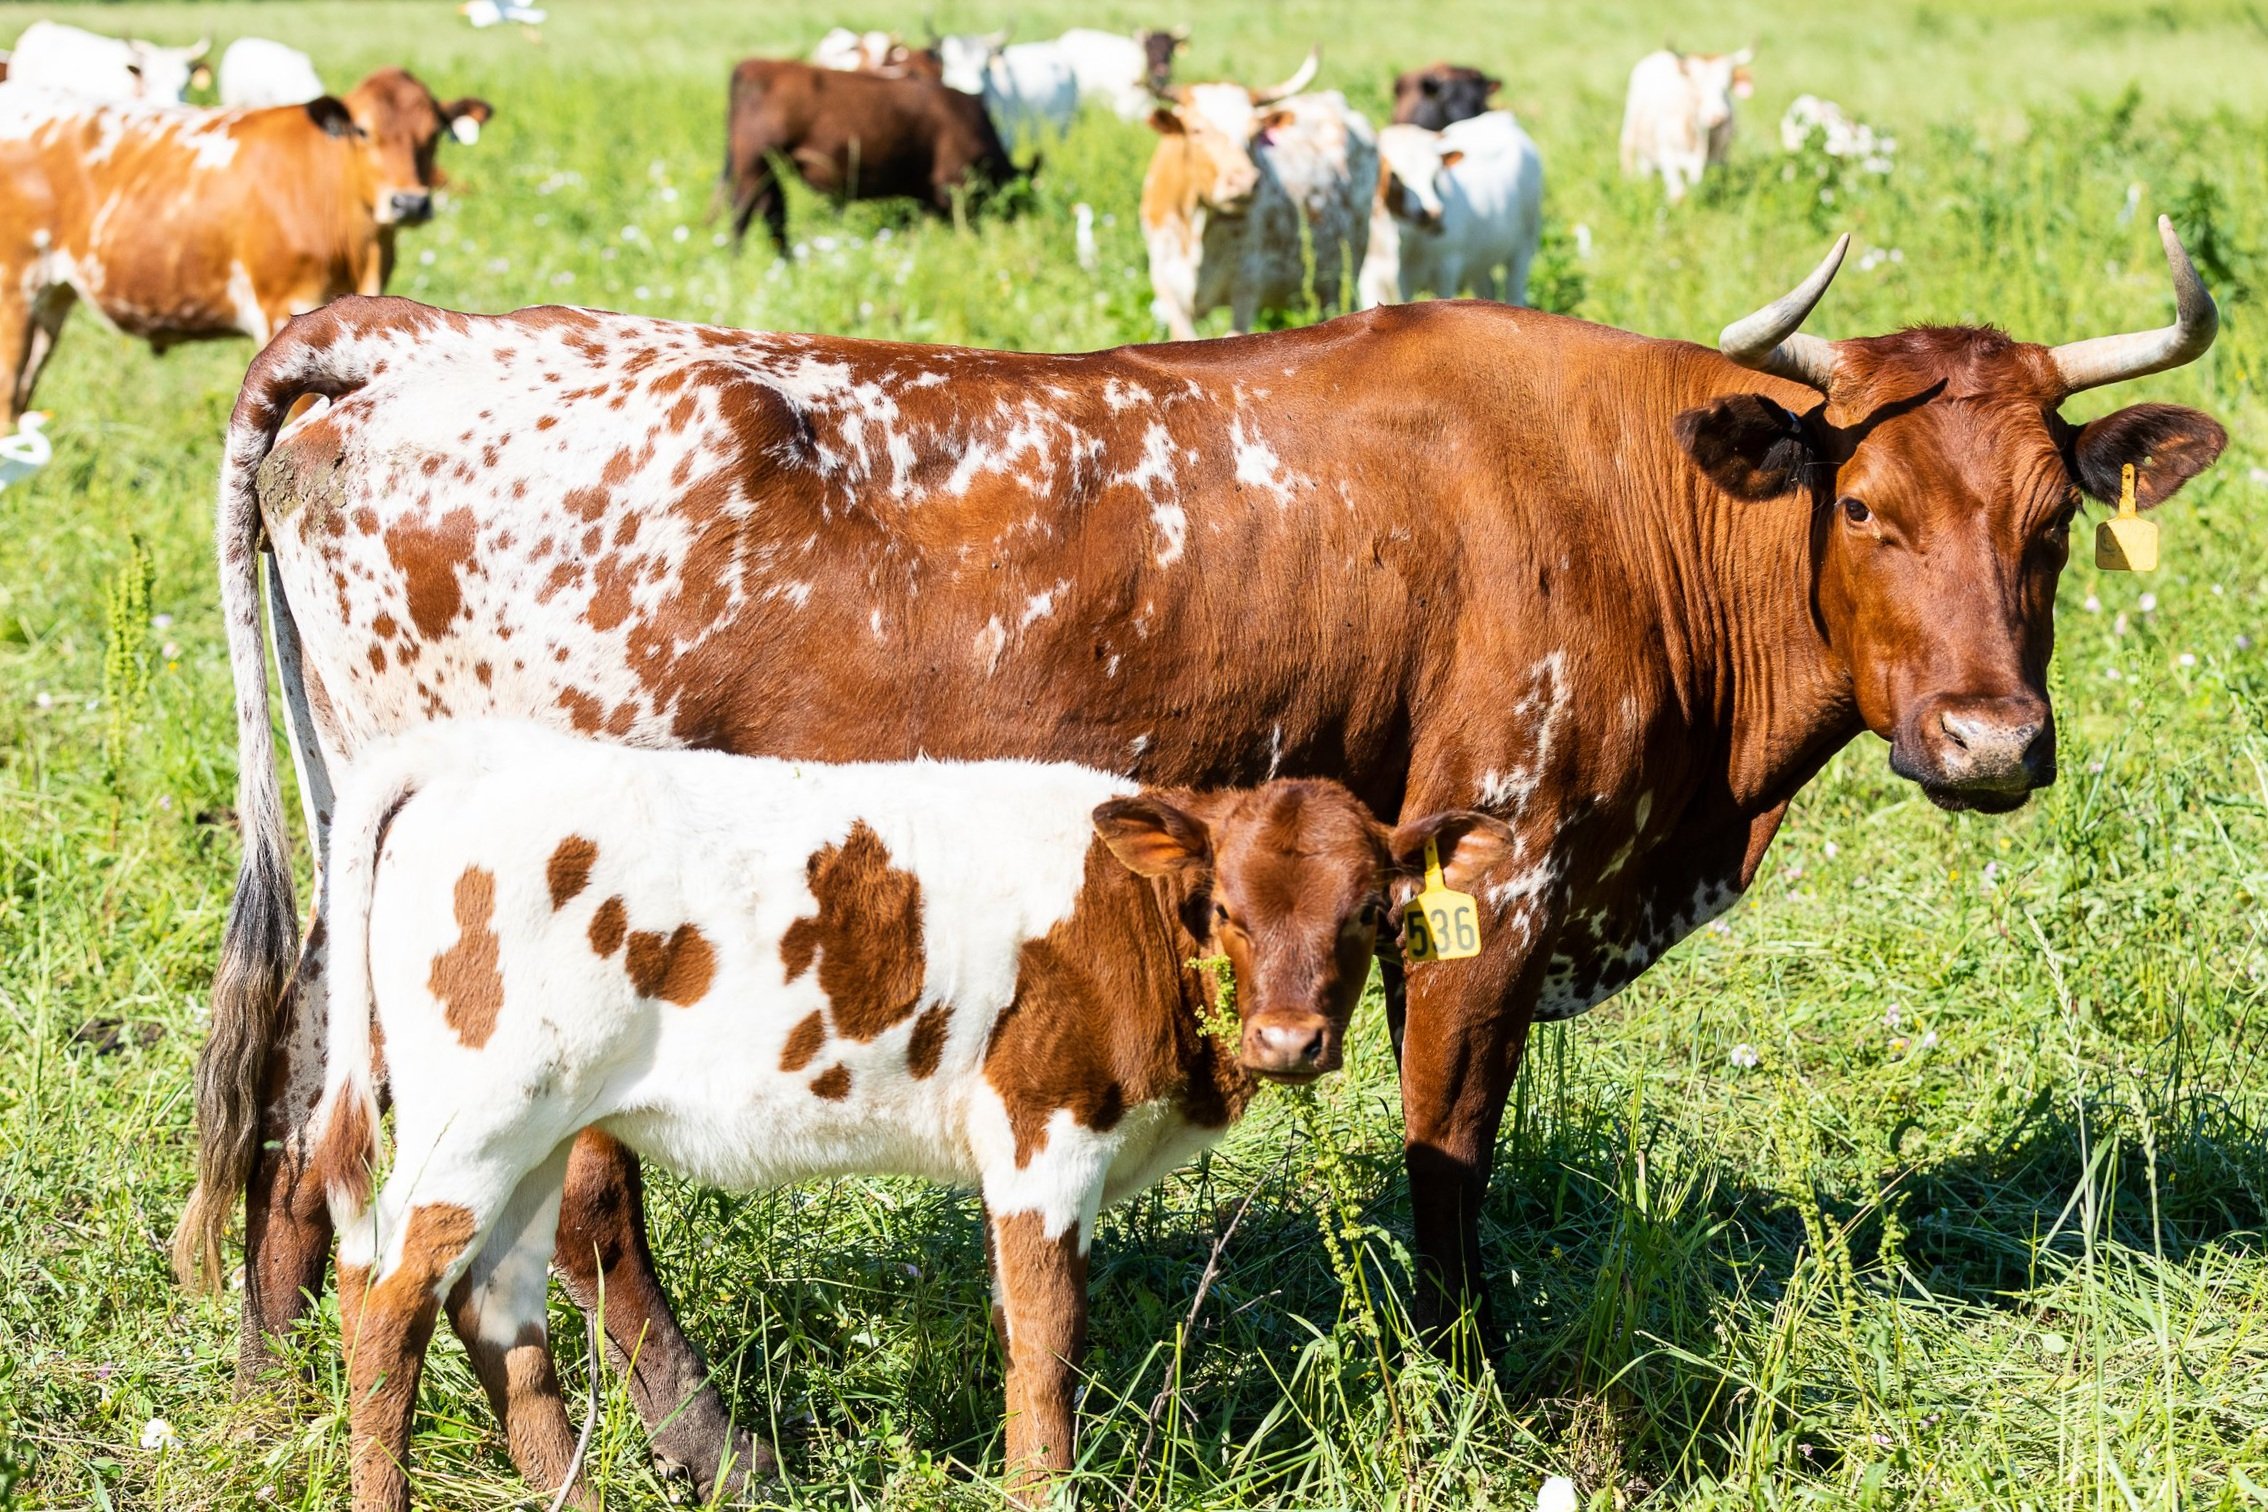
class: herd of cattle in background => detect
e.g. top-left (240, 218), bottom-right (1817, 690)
top-left (0, 15), bottom-right (1899, 438)
top-left (0, 11), bottom-right (2232, 1512)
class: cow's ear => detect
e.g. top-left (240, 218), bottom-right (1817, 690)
top-left (305, 96), bottom-right (360, 139)
top-left (1390, 811), bottom-right (1514, 892)
top-left (1485, 74), bottom-right (1503, 97)
top-left (1148, 107), bottom-right (1185, 135)
top-left (1094, 796), bottom-right (1212, 878)
top-left (1438, 148), bottom-right (1464, 169)
top-left (1675, 393), bottom-right (1823, 501)
top-left (1258, 107), bottom-right (1296, 134)
top-left (445, 96), bottom-right (493, 146)
top-left (2069, 402), bottom-right (2226, 509)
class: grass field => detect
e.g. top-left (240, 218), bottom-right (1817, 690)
top-left (5, 0), bottom-right (2268, 1506)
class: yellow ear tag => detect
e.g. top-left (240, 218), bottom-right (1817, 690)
top-left (2096, 462), bottom-right (2158, 573)
top-left (1402, 837), bottom-right (1483, 963)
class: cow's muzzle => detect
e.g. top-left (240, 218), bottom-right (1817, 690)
top-left (1239, 1013), bottom-right (1341, 1083)
top-left (1892, 692), bottom-right (2057, 813)
top-left (388, 191), bottom-right (435, 225)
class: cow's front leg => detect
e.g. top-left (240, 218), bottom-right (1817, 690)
top-left (1397, 881), bottom-right (1555, 1370)
top-left (983, 1198), bottom-right (1092, 1501)
top-left (551, 1130), bottom-right (777, 1496)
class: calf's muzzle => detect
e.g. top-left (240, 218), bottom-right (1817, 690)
top-left (1240, 1012), bottom-right (1340, 1082)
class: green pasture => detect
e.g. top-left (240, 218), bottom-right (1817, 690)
top-left (4, 0), bottom-right (2268, 1506)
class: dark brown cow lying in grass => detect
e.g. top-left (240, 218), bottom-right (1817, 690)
top-left (718, 57), bottom-right (1027, 254)
top-left (181, 219), bottom-right (2223, 1495)
top-left (306, 717), bottom-right (1506, 1508)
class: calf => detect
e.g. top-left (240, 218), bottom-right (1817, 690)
top-left (721, 58), bottom-right (1026, 254)
top-left (1360, 109), bottom-right (1543, 307)
top-left (8, 20), bottom-right (208, 103)
top-left (1141, 53), bottom-right (1379, 338)
top-left (1619, 46), bottom-right (1751, 203)
top-left (1052, 26), bottom-right (1188, 120)
top-left (937, 32), bottom-right (1081, 143)
top-left (218, 38), bottom-right (326, 109)
top-left (1391, 61), bottom-right (1498, 130)
top-left (0, 69), bottom-right (491, 427)
top-left (309, 718), bottom-right (1505, 1509)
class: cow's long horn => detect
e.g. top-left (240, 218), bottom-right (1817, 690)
top-left (1251, 47), bottom-right (1319, 105)
top-left (2049, 215), bottom-right (2218, 395)
top-left (1718, 233), bottom-right (1849, 391)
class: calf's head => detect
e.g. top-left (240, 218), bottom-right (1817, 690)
top-left (1139, 28), bottom-right (1191, 95)
top-left (1376, 124), bottom-right (1464, 231)
top-left (1391, 62), bottom-right (1498, 130)
top-left (1146, 50), bottom-right (1319, 218)
top-left (1676, 218), bottom-right (2226, 811)
top-left (127, 37), bottom-right (211, 102)
top-left (1094, 783), bottom-right (1510, 1083)
top-left (311, 67), bottom-right (494, 227)
top-left (1681, 48), bottom-right (1753, 133)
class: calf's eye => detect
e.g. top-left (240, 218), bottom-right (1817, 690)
top-left (1839, 497), bottom-right (1871, 525)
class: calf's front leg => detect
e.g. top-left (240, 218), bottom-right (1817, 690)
top-left (984, 1199), bottom-right (1093, 1499)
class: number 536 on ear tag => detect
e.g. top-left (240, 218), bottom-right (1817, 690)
top-left (1403, 838), bottom-right (1483, 962)
top-left (2096, 462), bottom-right (2158, 573)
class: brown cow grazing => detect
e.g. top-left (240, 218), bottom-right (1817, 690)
top-left (719, 58), bottom-right (1025, 255)
top-left (1392, 61), bottom-right (1499, 129)
top-left (182, 219), bottom-right (2223, 1491)
top-left (0, 69), bottom-right (490, 427)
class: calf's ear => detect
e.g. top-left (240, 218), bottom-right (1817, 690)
top-left (1390, 811), bottom-right (1515, 891)
top-left (1148, 107), bottom-right (1186, 135)
top-left (1674, 393), bottom-right (1822, 501)
top-left (305, 95), bottom-right (360, 139)
top-left (1094, 796), bottom-right (1212, 877)
top-left (2069, 402), bottom-right (2226, 508)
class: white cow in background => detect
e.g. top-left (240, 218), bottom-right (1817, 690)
top-left (1619, 46), bottom-right (1752, 202)
top-left (218, 38), bottom-right (324, 108)
top-left (9, 21), bottom-right (209, 102)
top-left (938, 31), bottom-right (1080, 143)
top-left (1055, 26), bottom-right (1187, 119)
top-left (1360, 111), bottom-right (1543, 308)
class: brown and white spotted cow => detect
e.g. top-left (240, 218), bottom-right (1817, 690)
top-left (180, 219), bottom-right (2225, 1493)
top-left (0, 69), bottom-right (489, 426)
top-left (305, 717), bottom-right (1505, 1508)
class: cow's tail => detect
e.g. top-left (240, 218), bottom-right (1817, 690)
top-left (172, 298), bottom-right (406, 1292)
top-left (304, 734), bottom-right (429, 1233)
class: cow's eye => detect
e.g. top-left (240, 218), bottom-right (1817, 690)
top-left (2045, 502), bottom-right (2078, 538)
top-left (1213, 902), bottom-right (1231, 927)
top-left (1839, 497), bottom-right (1872, 525)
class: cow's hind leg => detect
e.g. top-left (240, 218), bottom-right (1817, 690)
top-left (552, 1129), bottom-right (777, 1496)
top-left (14, 284), bottom-right (74, 422)
top-left (238, 927), bottom-right (337, 1394)
top-left (446, 1142), bottom-right (595, 1507)
top-left (726, 151), bottom-right (788, 255)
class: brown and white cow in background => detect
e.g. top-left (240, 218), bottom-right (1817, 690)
top-left (182, 220), bottom-right (2224, 1495)
top-left (1141, 50), bottom-right (1378, 338)
top-left (0, 68), bottom-right (490, 427)
top-left (8, 20), bottom-right (210, 103)
top-left (307, 718), bottom-right (1505, 1509)
top-left (808, 27), bottom-right (943, 81)
top-left (1620, 46), bottom-right (1751, 202)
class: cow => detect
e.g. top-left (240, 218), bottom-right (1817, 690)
top-left (1055, 26), bottom-right (1189, 119)
top-left (0, 70), bottom-right (492, 429)
top-left (1391, 61), bottom-right (1498, 130)
top-left (809, 27), bottom-right (943, 81)
top-left (1140, 53), bottom-right (1378, 339)
top-left (936, 31), bottom-right (1081, 143)
top-left (1359, 110), bottom-right (1543, 308)
top-left (306, 717), bottom-right (1504, 1510)
top-left (719, 59), bottom-right (1027, 256)
top-left (218, 39), bottom-right (326, 110)
top-left (1620, 46), bottom-right (1752, 203)
top-left (180, 219), bottom-right (2226, 1498)
top-left (8, 21), bottom-right (209, 102)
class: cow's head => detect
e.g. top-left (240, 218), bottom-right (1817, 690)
top-left (936, 28), bottom-right (1012, 94)
top-left (1375, 124), bottom-right (1465, 232)
top-left (1681, 48), bottom-right (1753, 132)
top-left (126, 37), bottom-right (210, 102)
top-left (1145, 50), bottom-right (1320, 218)
top-left (1390, 62), bottom-right (1499, 130)
top-left (1094, 783), bottom-right (1510, 1082)
top-left (1676, 218), bottom-right (2226, 811)
top-left (315, 67), bottom-right (494, 228)
top-left (1138, 27), bottom-right (1191, 95)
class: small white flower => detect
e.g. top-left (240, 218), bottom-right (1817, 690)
top-left (418, 248), bottom-right (437, 266)
top-left (2213, 583), bottom-right (2226, 596)
top-left (1919, 1029), bottom-right (1938, 1049)
top-left (2082, 594), bottom-right (2102, 613)
top-left (621, 225), bottom-right (641, 241)
top-left (1730, 1043), bottom-right (1760, 1069)
top-left (2240, 635), bottom-right (2255, 651)
top-left (151, 613), bottom-right (173, 629)
top-left (161, 640), bottom-right (180, 658)
top-left (158, 794), bottom-right (173, 812)
top-left (2114, 613), bottom-right (2130, 637)
top-left (634, 286), bottom-right (652, 301)
top-left (1537, 1475), bottom-right (1579, 1512)
top-left (1982, 861), bottom-right (1999, 886)
top-left (34, 691), bottom-right (52, 709)
top-left (2178, 652), bottom-right (2196, 668)
top-left (141, 1417), bottom-right (180, 1451)
top-left (1823, 840), bottom-right (1838, 859)
top-left (2105, 666), bottom-right (2123, 681)
top-left (1883, 1004), bottom-right (1902, 1028)
top-left (673, 224), bottom-right (691, 243)
top-left (2088, 760), bottom-right (2105, 774)
top-left (2138, 592), bottom-right (2158, 612)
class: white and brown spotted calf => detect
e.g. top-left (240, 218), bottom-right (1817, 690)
top-left (308, 717), bottom-right (1507, 1510)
